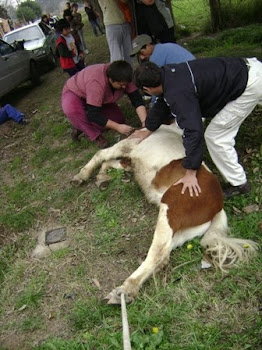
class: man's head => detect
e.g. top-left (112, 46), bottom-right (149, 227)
top-left (130, 34), bottom-right (154, 61)
top-left (107, 61), bottom-right (133, 90)
top-left (65, 2), bottom-right (71, 9)
top-left (134, 61), bottom-right (163, 96)
top-left (71, 3), bottom-right (78, 12)
top-left (56, 19), bottom-right (71, 36)
top-left (41, 14), bottom-right (49, 23)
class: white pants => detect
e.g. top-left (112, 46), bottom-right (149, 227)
top-left (205, 58), bottom-right (262, 186)
top-left (105, 22), bottom-right (132, 65)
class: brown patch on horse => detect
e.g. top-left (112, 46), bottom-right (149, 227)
top-left (120, 158), bottom-right (132, 169)
top-left (154, 160), bottom-right (223, 232)
top-left (152, 160), bottom-right (187, 189)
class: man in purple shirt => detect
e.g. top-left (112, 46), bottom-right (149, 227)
top-left (61, 60), bottom-right (147, 148)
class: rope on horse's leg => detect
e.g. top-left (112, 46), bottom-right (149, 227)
top-left (121, 293), bottom-right (132, 350)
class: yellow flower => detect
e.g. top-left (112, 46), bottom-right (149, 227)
top-left (187, 244), bottom-right (193, 250)
top-left (243, 244), bottom-right (250, 248)
top-left (152, 327), bottom-right (159, 334)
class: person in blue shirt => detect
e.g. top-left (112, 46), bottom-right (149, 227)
top-left (131, 34), bottom-right (195, 105)
top-left (130, 34), bottom-right (195, 67)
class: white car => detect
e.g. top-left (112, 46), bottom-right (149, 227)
top-left (3, 21), bottom-right (57, 67)
top-left (0, 38), bottom-right (40, 98)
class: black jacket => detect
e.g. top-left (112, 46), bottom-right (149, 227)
top-left (145, 57), bottom-right (248, 169)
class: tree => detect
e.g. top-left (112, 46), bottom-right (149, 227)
top-left (0, 4), bottom-right (9, 19)
top-left (16, 0), bottom-right (42, 22)
top-left (208, 0), bottom-right (222, 32)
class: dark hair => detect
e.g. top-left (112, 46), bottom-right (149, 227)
top-left (134, 61), bottom-right (162, 89)
top-left (41, 14), bottom-right (48, 21)
top-left (106, 61), bottom-right (133, 83)
top-left (56, 18), bottom-right (71, 32)
top-left (71, 3), bottom-right (78, 8)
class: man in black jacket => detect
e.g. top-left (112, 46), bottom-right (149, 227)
top-left (132, 58), bottom-right (262, 198)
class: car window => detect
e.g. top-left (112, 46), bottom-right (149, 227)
top-left (4, 26), bottom-right (43, 44)
top-left (39, 22), bottom-right (51, 36)
top-left (0, 40), bottom-right (14, 56)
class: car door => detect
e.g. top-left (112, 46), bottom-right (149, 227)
top-left (0, 39), bottom-right (30, 96)
top-left (38, 22), bottom-right (56, 56)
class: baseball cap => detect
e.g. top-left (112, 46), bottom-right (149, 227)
top-left (130, 34), bottom-right (152, 56)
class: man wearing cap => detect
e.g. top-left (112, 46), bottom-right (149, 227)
top-left (132, 58), bottom-right (262, 198)
top-left (130, 34), bottom-right (195, 66)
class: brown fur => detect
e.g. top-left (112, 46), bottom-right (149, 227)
top-left (153, 160), bottom-right (224, 232)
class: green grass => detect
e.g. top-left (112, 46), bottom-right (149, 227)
top-left (0, 4), bottom-right (261, 350)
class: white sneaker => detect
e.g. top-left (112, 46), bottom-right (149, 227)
top-left (84, 49), bottom-right (89, 54)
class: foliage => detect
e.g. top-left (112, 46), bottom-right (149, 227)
top-left (16, 0), bottom-right (42, 22)
top-left (173, 0), bottom-right (262, 35)
top-left (0, 5), bottom-right (9, 19)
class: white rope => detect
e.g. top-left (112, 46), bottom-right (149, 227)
top-left (121, 293), bottom-right (132, 350)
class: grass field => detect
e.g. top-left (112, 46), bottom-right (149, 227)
top-left (0, 4), bottom-right (261, 350)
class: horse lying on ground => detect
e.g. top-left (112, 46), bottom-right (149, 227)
top-left (72, 124), bottom-right (258, 304)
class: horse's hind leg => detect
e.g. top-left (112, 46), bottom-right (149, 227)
top-left (96, 159), bottom-right (132, 189)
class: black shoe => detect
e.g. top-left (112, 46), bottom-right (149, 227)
top-left (223, 182), bottom-right (251, 199)
top-left (94, 135), bottom-right (109, 148)
top-left (71, 128), bottom-right (82, 142)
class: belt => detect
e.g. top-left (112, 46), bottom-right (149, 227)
top-left (243, 58), bottom-right (250, 71)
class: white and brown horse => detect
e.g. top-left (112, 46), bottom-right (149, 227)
top-left (72, 124), bottom-right (257, 304)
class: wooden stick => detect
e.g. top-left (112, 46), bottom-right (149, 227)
top-left (121, 293), bottom-right (132, 350)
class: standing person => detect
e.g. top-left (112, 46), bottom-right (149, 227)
top-left (41, 14), bottom-right (50, 26)
top-left (135, 0), bottom-right (176, 43)
top-left (0, 104), bottom-right (28, 125)
top-left (56, 19), bottom-right (85, 77)
top-left (71, 3), bottom-right (89, 54)
top-left (63, 2), bottom-right (72, 18)
top-left (98, 0), bottom-right (132, 64)
top-left (130, 34), bottom-right (195, 65)
top-left (84, 1), bottom-right (104, 37)
top-left (61, 60), bottom-right (147, 148)
top-left (132, 58), bottom-right (262, 198)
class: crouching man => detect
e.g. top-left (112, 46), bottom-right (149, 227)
top-left (132, 58), bottom-right (262, 198)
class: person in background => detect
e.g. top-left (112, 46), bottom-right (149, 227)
top-left (132, 58), bottom-right (262, 198)
top-left (63, 2), bottom-right (72, 18)
top-left (130, 34), bottom-right (195, 66)
top-left (47, 13), bottom-right (56, 28)
top-left (98, 0), bottom-right (132, 64)
top-left (61, 60), bottom-right (147, 148)
top-left (41, 14), bottom-right (50, 26)
top-left (84, 1), bottom-right (104, 37)
top-left (0, 104), bottom-right (28, 125)
top-left (131, 34), bottom-right (195, 106)
top-left (71, 3), bottom-right (89, 54)
top-left (135, 0), bottom-right (176, 43)
top-left (56, 19), bottom-right (85, 77)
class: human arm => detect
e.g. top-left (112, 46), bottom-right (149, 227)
top-left (127, 90), bottom-right (147, 126)
top-left (86, 104), bottom-right (133, 136)
top-left (57, 42), bottom-right (73, 58)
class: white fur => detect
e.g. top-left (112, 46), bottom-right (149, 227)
top-left (73, 125), bottom-right (258, 304)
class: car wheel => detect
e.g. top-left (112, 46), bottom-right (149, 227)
top-left (30, 61), bottom-right (41, 86)
top-left (48, 50), bottom-right (57, 68)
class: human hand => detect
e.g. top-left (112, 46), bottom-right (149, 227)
top-left (117, 124), bottom-right (134, 136)
top-left (173, 170), bottom-right (201, 197)
top-left (129, 129), bottom-right (152, 142)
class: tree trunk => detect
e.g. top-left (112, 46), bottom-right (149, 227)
top-left (209, 0), bottom-right (222, 32)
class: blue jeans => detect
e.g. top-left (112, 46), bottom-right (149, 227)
top-left (90, 19), bottom-right (104, 36)
top-left (0, 104), bottom-right (24, 124)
